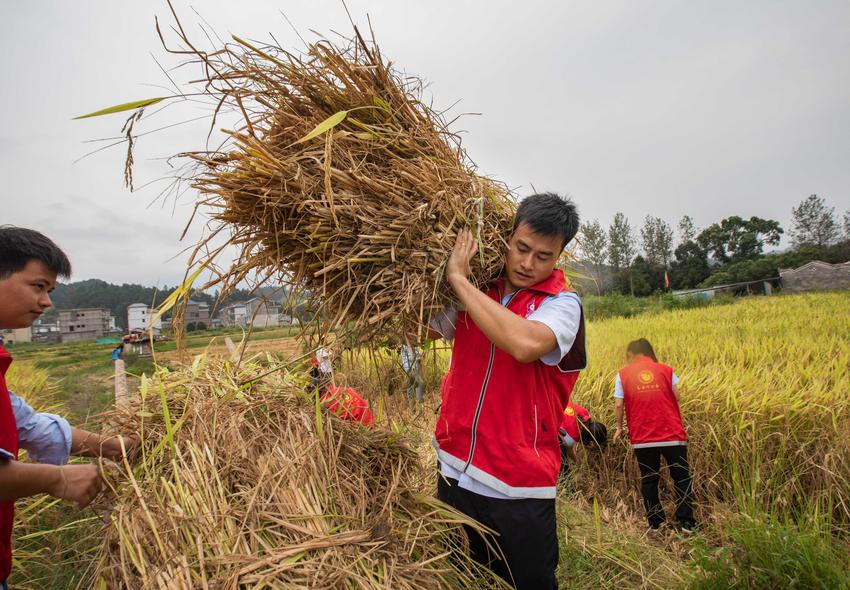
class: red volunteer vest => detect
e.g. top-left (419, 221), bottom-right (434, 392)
top-left (0, 346), bottom-right (18, 582)
top-left (619, 357), bottom-right (687, 447)
top-left (434, 269), bottom-right (586, 499)
top-left (321, 386), bottom-right (375, 427)
top-left (560, 402), bottom-right (590, 444)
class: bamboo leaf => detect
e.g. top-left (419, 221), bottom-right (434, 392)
top-left (295, 110), bottom-right (349, 144)
top-left (73, 97), bottom-right (168, 119)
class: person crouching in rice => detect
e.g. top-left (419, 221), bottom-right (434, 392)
top-left (558, 401), bottom-right (607, 480)
top-left (305, 356), bottom-right (376, 428)
top-left (318, 383), bottom-right (375, 428)
top-left (613, 338), bottom-right (697, 532)
top-left (428, 193), bottom-right (586, 590)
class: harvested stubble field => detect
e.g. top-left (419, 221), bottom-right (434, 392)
top-left (8, 292), bottom-right (850, 589)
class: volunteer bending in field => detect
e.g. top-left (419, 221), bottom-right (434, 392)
top-left (559, 401), bottom-right (607, 479)
top-left (613, 338), bottom-right (697, 532)
top-left (0, 227), bottom-right (138, 589)
top-left (429, 193), bottom-right (586, 590)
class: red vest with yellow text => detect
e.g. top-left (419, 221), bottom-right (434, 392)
top-left (321, 386), bottom-right (375, 427)
top-left (560, 402), bottom-right (590, 444)
top-left (619, 357), bottom-right (686, 447)
top-left (0, 346), bottom-right (18, 582)
top-left (433, 269), bottom-right (586, 499)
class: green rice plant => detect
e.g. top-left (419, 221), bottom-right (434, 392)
top-left (688, 508), bottom-right (850, 589)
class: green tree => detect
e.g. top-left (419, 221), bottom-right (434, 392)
top-left (697, 216), bottom-right (783, 263)
top-left (607, 213), bottom-right (636, 271)
top-left (842, 210), bottom-right (850, 240)
top-left (578, 220), bottom-right (608, 293)
top-left (640, 216), bottom-right (674, 266)
top-left (629, 255), bottom-right (664, 296)
top-left (789, 194), bottom-right (839, 247)
top-left (670, 241), bottom-right (710, 289)
top-left (678, 215), bottom-right (698, 244)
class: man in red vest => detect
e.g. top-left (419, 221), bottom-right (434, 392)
top-left (0, 227), bottom-right (138, 588)
top-left (613, 338), bottom-right (696, 531)
top-left (559, 401), bottom-right (607, 478)
top-left (429, 193), bottom-right (585, 589)
top-left (320, 384), bottom-right (376, 427)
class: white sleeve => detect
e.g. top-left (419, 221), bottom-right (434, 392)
top-left (613, 374), bottom-right (624, 399)
top-left (527, 292), bottom-right (582, 367)
top-left (672, 373), bottom-right (679, 387)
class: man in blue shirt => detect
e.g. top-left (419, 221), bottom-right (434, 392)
top-left (0, 226), bottom-right (138, 586)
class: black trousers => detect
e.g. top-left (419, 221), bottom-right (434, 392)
top-left (559, 442), bottom-right (571, 479)
top-left (437, 474), bottom-right (558, 590)
top-left (633, 445), bottom-right (695, 528)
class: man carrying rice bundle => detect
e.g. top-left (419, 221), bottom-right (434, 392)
top-left (429, 193), bottom-right (586, 590)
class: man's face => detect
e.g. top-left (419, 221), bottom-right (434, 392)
top-left (0, 260), bottom-right (57, 329)
top-left (504, 221), bottom-right (564, 291)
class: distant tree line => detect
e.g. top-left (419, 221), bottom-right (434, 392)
top-left (577, 194), bottom-right (850, 295)
top-left (39, 194), bottom-right (850, 318)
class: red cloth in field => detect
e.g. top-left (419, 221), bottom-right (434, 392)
top-left (433, 269), bottom-right (587, 499)
top-left (560, 402), bottom-right (590, 443)
top-left (619, 357), bottom-right (687, 446)
top-left (321, 386), bottom-right (375, 427)
top-left (0, 346), bottom-right (19, 583)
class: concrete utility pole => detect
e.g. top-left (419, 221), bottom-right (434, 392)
top-left (114, 357), bottom-right (128, 406)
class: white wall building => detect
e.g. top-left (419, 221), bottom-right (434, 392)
top-left (220, 302), bottom-right (249, 327)
top-left (220, 299), bottom-right (280, 328)
top-left (246, 298), bottom-right (280, 328)
top-left (0, 327), bottom-right (32, 345)
top-left (127, 303), bottom-right (162, 334)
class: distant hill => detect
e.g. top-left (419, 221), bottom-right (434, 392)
top-left (43, 280), bottom-right (295, 329)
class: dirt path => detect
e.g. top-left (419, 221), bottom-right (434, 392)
top-left (156, 335), bottom-right (304, 364)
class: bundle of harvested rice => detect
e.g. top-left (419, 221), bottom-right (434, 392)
top-left (94, 356), bottom-right (505, 589)
top-left (87, 13), bottom-right (516, 342)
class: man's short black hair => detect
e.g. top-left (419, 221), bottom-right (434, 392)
top-left (580, 419), bottom-right (608, 449)
top-left (513, 192), bottom-right (579, 250)
top-left (627, 338), bottom-right (658, 362)
top-left (0, 226), bottom-right (71, 280)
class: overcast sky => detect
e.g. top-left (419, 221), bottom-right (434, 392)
top-left (2, 1), bottom-right (848, 287)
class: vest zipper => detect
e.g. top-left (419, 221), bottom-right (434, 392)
top-left (463, 289), bottom-right (522, 473)
top-left (533, 403), bottom-right (540, 457)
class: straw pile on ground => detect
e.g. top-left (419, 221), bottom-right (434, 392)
top-left (94, 356), bottom-right (504, 589)
top-left (122, 18), bottom-right (516, 341)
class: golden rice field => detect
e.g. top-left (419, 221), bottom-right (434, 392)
top-left (8, 291), bottom-right (850, 589)
top-left (571, 291), bottom-right (850, 526)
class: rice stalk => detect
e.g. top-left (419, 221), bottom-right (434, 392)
top-left (94, 356), bottom-right (507, 589)
top-left (86, 11), bottom-right (518, 342)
